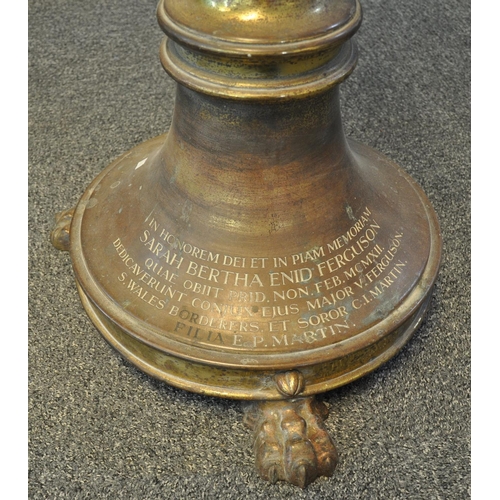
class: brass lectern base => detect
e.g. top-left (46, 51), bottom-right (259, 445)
top-left (52, 134), bottom-right (440, 487)
top-left (51, 0), bottom-right (442, 488)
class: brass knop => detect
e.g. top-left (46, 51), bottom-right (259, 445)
top-left (275, 370), bottom-right (306, 397)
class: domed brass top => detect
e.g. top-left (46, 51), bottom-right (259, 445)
top-left (158, 0), bottom-right (361, 55)
top-left (158, 0), bottom-right (362, 98)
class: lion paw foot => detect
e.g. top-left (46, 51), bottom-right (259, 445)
top-left (243, 397), bottom-right (337, 488)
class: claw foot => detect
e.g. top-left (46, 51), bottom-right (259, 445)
top-left (243, 396), bottom-right (338, 488)
top-left (50, 207), bottom-right (75, 251)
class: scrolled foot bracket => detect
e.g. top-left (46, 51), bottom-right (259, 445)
top-left (243, 394), bottom-right (338, 488)
top-left (50, 207), bottom-right (75, 252)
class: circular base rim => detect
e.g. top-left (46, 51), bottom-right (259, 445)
top-left (77, 279), bottom-right (433, 400)
top-left (68, 135), bottom-right (441, 398)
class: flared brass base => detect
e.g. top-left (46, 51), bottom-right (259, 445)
top-left (62, 134), bottom-right (440, 400)
top-left (53, 133), bottom-right (440, 486)
top-left (51, 0), bottom-right (442, 488)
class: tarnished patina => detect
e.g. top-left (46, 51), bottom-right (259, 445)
top-left (52, 0), bottom-right (441, 488)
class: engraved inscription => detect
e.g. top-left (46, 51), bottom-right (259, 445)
top-left (110, 206), bottom-right (410, 350)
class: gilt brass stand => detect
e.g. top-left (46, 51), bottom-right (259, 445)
top-left (52, 0), bottom-right (441, 488)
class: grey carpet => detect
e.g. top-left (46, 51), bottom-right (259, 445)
top-left (29, 0), bottom-right (470, 498)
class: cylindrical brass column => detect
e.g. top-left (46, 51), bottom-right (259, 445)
top-left (52, 0), bottom-right (441, 488)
